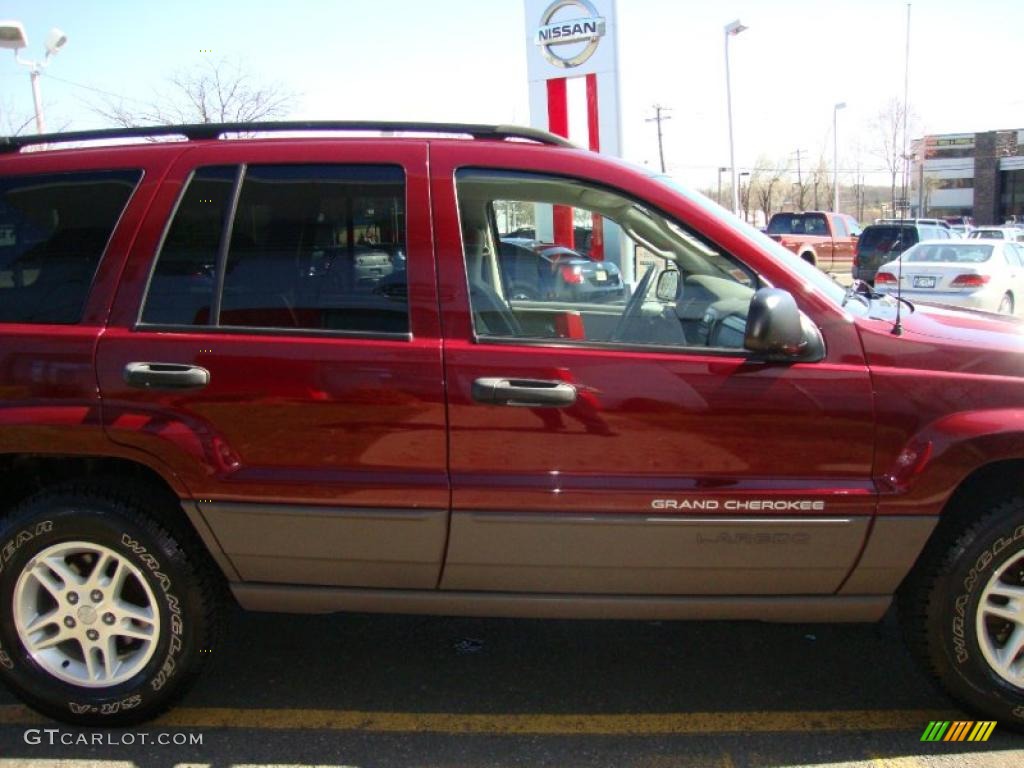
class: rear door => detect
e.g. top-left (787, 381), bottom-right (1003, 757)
top-left (97, 140), bottom-right (449, 589)
top-left (431, 143), bottom-right (877, 596)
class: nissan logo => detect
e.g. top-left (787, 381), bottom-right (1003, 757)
top-left (535, 0), bottom-right (606, 69)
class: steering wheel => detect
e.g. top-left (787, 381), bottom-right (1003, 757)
top-left (610, 265), bottom-right (656, 342)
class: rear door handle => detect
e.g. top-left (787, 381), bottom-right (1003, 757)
top-left (472, 377), bottom-right (577, 407)
top-left (123, 362), bottom-right (210, 391)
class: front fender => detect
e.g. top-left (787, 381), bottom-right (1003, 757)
top-left (879, 409), bottom-right (1024, 515)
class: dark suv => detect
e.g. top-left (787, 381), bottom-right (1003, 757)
top-left (3, 122), bottom-right (1024, 730)
top-left (852, 219), bottom-right (955, 283)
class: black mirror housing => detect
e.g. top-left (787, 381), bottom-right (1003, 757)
top-left (744, 288), bottom-right (824, 362)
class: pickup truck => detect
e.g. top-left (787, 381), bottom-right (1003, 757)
top-left (765, 211), bottom-right (861, 274)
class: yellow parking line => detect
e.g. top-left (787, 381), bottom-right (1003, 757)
top-left (0, 704), bottom-right (959, 735)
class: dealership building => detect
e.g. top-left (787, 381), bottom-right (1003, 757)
top-left (911, 128), bottom-right (1024, 224)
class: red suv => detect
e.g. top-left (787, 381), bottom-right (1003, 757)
top-left (2, 122), bottom-right (1024, 727)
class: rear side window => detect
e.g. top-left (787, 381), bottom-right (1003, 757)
top-left (142, 164), bottom-right (408, 334)
top-left (141, 166), bottom-right (237, 325)
top-left (0, 170), bottom-right (141, 324)
top-left (858, 226), bottom-right (917, 254)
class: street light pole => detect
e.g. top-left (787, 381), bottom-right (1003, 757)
top-left (28, 67), bottom-right (45, 133)
top-left (833, 102), bottom-right (846, 213)
top-left (0, 22), bottom-right (69, 135)
top-left (724, 19), bottom-right (747, 217)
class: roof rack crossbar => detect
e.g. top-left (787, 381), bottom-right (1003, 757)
top-left (0, 121), bottom-right (575, 153)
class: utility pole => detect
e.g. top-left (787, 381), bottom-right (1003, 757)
top-left (646, 104), bottom-right (672, 173)
top-left (790, 149), bottom-right (806, 210)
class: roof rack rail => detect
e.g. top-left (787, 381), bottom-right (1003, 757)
top-left (0, 121), bottom-right (576, 154)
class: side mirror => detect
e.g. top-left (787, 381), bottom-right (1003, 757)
top-left (744, 288), bottom-right (824, 362)
top-left (655, 270), bottom-right (680, 302)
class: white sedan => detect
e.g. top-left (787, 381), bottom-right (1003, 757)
top-left (966, 226), bottom-right (1024, 242)
top-left (874, 239), bottom-right (1024, 315)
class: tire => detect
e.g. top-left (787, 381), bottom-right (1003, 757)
top-left (899, 496), bottom-right (1024, 728)
top-left (0, 484), bottom-right (223, 726)
top-left (998, 293), bottom-right (1014, 315)
top-left (800, 251), bottom-right (816, 266)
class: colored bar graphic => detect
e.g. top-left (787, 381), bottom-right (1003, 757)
top-left (920, 721), bottom-right (949, 741)
top-left (921, 720), bottom-right (996, 742)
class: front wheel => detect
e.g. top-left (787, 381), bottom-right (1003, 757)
top-left (900, 497), bottom-right (1024, 728)
top-left (0, 485), bottom-right (223, 725)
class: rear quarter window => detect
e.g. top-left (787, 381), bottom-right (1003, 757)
top-left (0, 170), bottom-right (141, 324)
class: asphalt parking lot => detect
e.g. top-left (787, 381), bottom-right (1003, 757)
top-left (0, 606), bottom-right (1022, 767)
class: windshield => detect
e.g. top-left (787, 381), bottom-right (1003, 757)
top-left (970, 229), bottom-right (1006, 239)
top-left (641, 171), bottom-right (852, 309)
top-left (766, 213), bottom-right (829, 236)
top-left (902, 243), bottom-right (993, 263)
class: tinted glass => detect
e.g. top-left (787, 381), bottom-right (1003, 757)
top-left (457, 169), bottom-right (758, 351)
top-left (220, 165), bottom-right (407, 333)
top-left (141, 166), bottom-right (236, 325)
top-left (858, 226), bottom-right (917, 255)
top-left (766, 213), bottom-right (829, 236)
top-left (0, 170), bottom-right (141, 324)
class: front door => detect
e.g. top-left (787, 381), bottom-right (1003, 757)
top-left (97, 141), bottom-right (448, 589)
top-left (431, 145), bottom-right (877, 596)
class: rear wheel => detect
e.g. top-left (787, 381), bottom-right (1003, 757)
top-left (0, 484), bottom-right (224, 725)
top-left (900, 496), bottom-right (1024, 728)
top-left (998, 293), bottom-right (1014, 315)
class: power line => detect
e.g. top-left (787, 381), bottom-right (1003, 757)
top-left (39, 71), bottom-right (151, 106)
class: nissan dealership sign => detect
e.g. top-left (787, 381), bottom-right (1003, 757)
top-left (534, 0), bottom-right (607, 68)
top-left (525, 0), bottom-right (619, 81)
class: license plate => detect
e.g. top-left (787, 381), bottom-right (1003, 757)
top-left (913, 276), bottom-right (936, 288)
top-left (594, 270), bottom-right (608, 282)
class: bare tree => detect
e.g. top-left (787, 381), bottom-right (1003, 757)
top-left (752, 157), bottom-right (789, 223)
top-left (871, 97), bottom-right (918, 216)
top-left (92, 58), bottom-right (296, 127)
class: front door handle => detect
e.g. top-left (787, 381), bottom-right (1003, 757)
top-left (472, 377), bottom-right (577, 407)
top-left (123, 362), bottom-right (210, 391)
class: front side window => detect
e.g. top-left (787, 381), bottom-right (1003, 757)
top-left (142, 164), bottom-right (408, 334)
top-left (456, 169), bottom-right (758, 351)
top-left (0, 169), bottom-right (141, 324)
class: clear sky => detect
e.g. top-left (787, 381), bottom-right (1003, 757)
top-left (2, 0), bottom-right (1022, 188)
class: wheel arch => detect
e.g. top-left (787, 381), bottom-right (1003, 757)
top-left (0, 453), bottom-right (237, 583)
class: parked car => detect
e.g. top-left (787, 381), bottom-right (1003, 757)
top-left (764, 211), bottom-right (861, 273)
top-left (944, 215), bottom-right (975, 238)
top-left (853, 220), bottom-right (956, 283)
top-left (501, 225), bottom-right (594, 257)
top-left (499, 238), bottom-right (623, 302)
top-left (874, 239), bottom-right (1024, 314)
top-left (967, 227), bottom-right (1024, 242)
top-left (5, 122), bottom-right (1024, 732)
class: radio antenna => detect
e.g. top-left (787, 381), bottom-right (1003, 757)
top-left (891, 232), bottom-right (904, 335)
